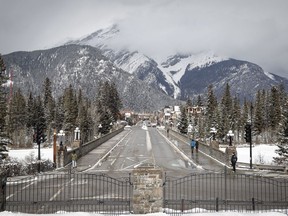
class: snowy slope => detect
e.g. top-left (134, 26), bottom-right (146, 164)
top-left (159, 52), bottom-right (227, 84)
top-left (65, 24), bottom-right (288, 101)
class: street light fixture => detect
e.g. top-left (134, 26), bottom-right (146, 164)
top-left (58, 130), bottom-right (65, 150)
top-left (98, 124), bottom-right (102, 137)
top-left (188, 123), bottom-right (193, 138)
top-left (74, 127), bottom-right (80, 140)
top-left (210, 127), bottom-right (217, 140)
top-left (188, 124), bottom-right (192, 133)
top-left (227, 130), bottom-right (234, 146)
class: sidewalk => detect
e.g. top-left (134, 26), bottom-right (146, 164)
top-left (59, 129), bottom-right (131, 173)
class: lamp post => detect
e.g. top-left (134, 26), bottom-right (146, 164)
top-left (57, 130), bottom-right (65, 168)
top-left (74, 127), bottom-right (80, 141)
top-left (227, 130), bottom-right (234, 146)
top-left (110, 122), bottom-right (113, 132)
top-left (58, 130), bottom-right (65, 149)
top-left (98, 124), bottom-right (102, 137)
top-left (210, 127), bottom-right (217, 140)
top-left (53, 129), bottom-right (57, 165)
top-left (188, 123), bottom-right (193, 138)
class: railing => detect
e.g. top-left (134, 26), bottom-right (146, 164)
top-left (163, 169), bottom-right (288, 215)
top-left (237, 162), bottom-right (287, 172)
top-left (2, 171), bottom-right (288, 214)
top-left (167, 128), bottom-right (287, 173)
top-left (167, 129), bottom-right (229, 165)
top-left (3, 172), bottom-right (132, 215)
top-left (64, 127), bottom-right (124, 167)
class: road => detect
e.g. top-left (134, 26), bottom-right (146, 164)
top-left (4, 125), bottom-right (288, 213)
top-left (85, 125), bottom-right (198, 177)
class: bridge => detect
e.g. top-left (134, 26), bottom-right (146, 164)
top-left (1, 124), bottom-right (288, 214)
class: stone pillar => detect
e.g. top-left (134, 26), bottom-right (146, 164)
top-left (132, 164), bottom-right (163, 214)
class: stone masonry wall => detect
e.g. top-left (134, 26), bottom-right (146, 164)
top-left (132, 164), bottom-right (163, 214)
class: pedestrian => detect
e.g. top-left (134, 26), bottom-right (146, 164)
top-left (231, 152), bottom-right (237, 172)
top-left (195, 139), bottom-right (199, 152)
top-left (59, 141), bottom-right (63, 151)
top-left (190, 139), bottom-right (196, 154)
top-left (167, 128), bottom-right (170, 137)
top-left (71, 151), bottom-right (77, 169)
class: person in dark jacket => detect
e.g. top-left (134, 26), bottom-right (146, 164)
top-left (231, 152), bottom-right (238, 172)
top-left (195, 139), bottom-right (199, 152)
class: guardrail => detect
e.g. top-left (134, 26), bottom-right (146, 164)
top-left (237, 162), bottom-right (287, 172)
top-left (63, 127), bottom-right (124, 167)
top-left (167, 128), bottom-right (287, 173)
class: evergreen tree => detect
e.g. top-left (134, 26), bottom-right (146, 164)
top-left (33, 96), bottom-right (46, 144)
top-left (0, 54), bottom-right (7, 133)
top-left (79, 100), bottom-right (93, 143)
top-left (26, 92), bottom-right (35, 129)
top-left (7, 89), bottom-right (27, 146)
top-left (55, 96), bottom-right (65, 131)
top-left (232, 96), bottom-right (241, 143)
top-left (0, 54), bottom-right (10, 159)
top-left (206, 84), bottom-right (218, 131)
top-left (178, 105), bottom-right (188, 134)
top-left (107, 82), bottom-right (122, 122)
top-left (186, 98), bottom-right (192, 124)
top-left (254, 90), bottom-right (265, 135)
top-left (43, 78), bottom-right (56, 144)
top-left (241, 98), bottom-right (250, 142)
top-left (63, 85), bottom-right (78, 132)
top-left (186, 98), bottom-right (192, 107)
top-left (96, 81), bottom-right (122, 134)
top-left (274, 93), bottom-right (288, 165)
top-left (268, 86), bottom-right (281, 132)
top-left (43, 77), bottom-right (55, 127)
top-left (196, 95), bottom-right (203, 106)
top-left (219, 83), bottom-right (233, 138)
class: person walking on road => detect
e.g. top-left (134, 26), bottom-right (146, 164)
top-left (190, 139), bottom-right (196, 154)
top-left (71, 151), bottom-right (77, 169)
top-left (231, 152), bottom-right (237, 172)
top-left (195, 139), bottom-right (199, 152)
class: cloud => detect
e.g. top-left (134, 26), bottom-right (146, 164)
top-left (0, 0), bottom-right (287, 77)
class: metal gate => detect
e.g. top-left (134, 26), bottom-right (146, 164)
top-left (3, 172), bottom-right (132, 214)
top-left (163, 170), bottom-right (288, 214)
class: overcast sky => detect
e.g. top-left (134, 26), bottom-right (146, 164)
top-left (1, 0), bottom-right (288, 78)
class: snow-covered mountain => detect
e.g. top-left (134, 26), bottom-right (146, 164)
top-left (67, 25), bottom-right (176, 97)
top-left (3, 44), bottom-right (179, 112)
top-left (3, 24), bottom-right (288, 113)
top-left (68, 24), bottom-right (288, 101)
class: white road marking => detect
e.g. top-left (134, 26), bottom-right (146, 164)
top-left (146, 131), bottom-right (152, 152)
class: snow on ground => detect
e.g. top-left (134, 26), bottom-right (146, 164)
top-left (220, 144), bottom-right (278, 165)
top-left (8, 144), bottom-right (279, 165)
top-left (8, 148), bottom-right (53, 162)
top-left (0, 211), bottom-right (286, 216)
top-left (236, 145), bottom-right (278, 164)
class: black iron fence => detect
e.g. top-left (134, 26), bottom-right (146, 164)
top-left (163, 169), bottom-right (288, 214)
top-left (1, 171), bottom-right (288, 214)
top-left (2, 172), bottom-right (132, 215)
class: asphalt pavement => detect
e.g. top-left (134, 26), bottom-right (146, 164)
top-left (58, 126), bottom-right (287, 178)
top-left (57, 129), bottom-right (131, 173)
